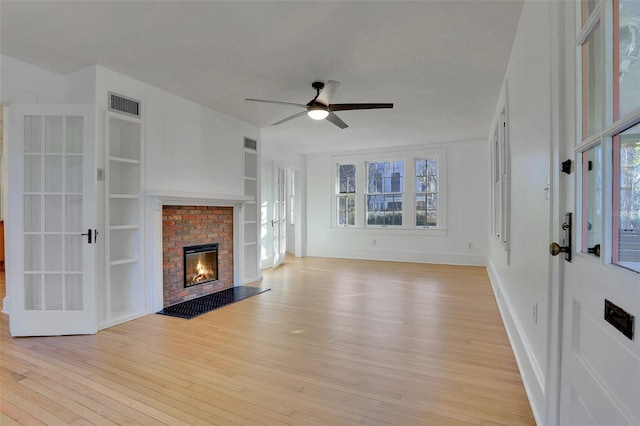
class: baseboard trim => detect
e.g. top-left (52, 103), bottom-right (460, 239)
top-left (307, 248), bottom-right (485, 266)
top-left (486, 261), bottom-right (545, 426)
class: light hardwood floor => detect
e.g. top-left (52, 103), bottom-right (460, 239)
top-left (0, 257), bottom-right (535, 425)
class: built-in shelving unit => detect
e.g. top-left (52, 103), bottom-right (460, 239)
top-left (103, 112), bottom-right (145, 328)
top-left (243, 138), bottom-right (259, 281)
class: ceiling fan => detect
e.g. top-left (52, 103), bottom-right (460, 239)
top-left (245, 80), bottom-right (393, 129)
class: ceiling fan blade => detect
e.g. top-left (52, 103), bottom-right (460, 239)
top-left (315, 80), bottom-right (341, 106)
top-left (325, 112), bottom-right (348, 129)
top-left (271, 110), bottom-right (308, 126)
top-left (245, 98), bottom-right (307, 108)
top-left (330, 103), bottom-right (393, 111)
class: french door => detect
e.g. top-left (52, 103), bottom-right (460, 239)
top-left (272, 166), bottom-right (286, 267)
top-left (7, 104), bottom-right (96, 336)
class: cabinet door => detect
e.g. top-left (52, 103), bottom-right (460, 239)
top-left (8, 104), bottom-right (96, 336)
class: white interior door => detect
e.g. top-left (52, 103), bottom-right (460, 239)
top-left (557, 1), bottom-right (640, 423)
top-left (272, 166), bottom-right (286, 267)
top-left (8, 104), bottom-right (96, 336)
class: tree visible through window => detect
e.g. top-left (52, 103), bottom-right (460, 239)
top-left (337, 164), bottom-right (356, 226)
top-left (366, 161), bottom-right (404, 226)
top-left (415, 158), bottom-right (438, 227)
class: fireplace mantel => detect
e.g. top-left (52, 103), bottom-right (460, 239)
top-left (145, 190), bottom-right (253, 312)
top-left (145, 190), bottom-right (253, 207)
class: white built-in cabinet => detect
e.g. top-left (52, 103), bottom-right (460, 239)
top-left (102, 112), bottom-right (145, 328)
top-left (243, 139), bottom-right (259, 281)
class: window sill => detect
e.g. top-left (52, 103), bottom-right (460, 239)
top-left (331, 226), bottom-right (448, 236)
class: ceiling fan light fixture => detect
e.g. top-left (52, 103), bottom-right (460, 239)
top-left (307, 106), bottom-right (329, 120)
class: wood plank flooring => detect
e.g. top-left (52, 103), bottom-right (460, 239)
top-left (0, 257), bottom-right (535, 425)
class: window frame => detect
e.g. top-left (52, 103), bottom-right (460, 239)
top-left (490, 82), bottom-right (510, 251)
top-left (336, 163), bottom-right (357, 227)
top-left (576, 0), bottom-right (640, 273)
top-left (365, 159), bottom-right (405, 228)
top-left (331, 147), bottom-right (446, 231)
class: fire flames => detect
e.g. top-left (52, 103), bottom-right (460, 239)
top-left (186, 254), bottom-right (217, 286)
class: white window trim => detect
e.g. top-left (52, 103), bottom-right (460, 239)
top-left (330, 146), bottom-right (447, 231)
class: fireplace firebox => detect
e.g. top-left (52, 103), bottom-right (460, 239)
top-left (183, 243), bottom-right (218, 288)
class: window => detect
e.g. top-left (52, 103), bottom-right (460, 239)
top-left (415, 158), bottom-right (438, 227)
top-left (578, 0), bottom-right (640, 272)
top-left (336, 164), bottom-right (356, 226)
top-left (491, 101), bottom-right (510, 249)
top-left (332, 148), bottom-right (444, 230)
top-left (366, 161), bottom-right (404, 226)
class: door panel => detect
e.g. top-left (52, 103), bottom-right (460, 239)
top-left (8, 104), bottom-right (96, 336)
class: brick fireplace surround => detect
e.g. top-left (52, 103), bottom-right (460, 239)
top-left (162, 205), bottom-right (233, 307)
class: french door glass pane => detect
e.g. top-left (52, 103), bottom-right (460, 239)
top-left (44, 196), bottom-right (62, 232)
top-left (44, 235), bottom-right (63, 271)
top-left (66, 116), bottom-right (83, 153)
top-left (24, 116), bottom-right (42, 153)
top-left (45, 274), bottom-right (63, 310)
top-left (618, 0), bottom-right (640, 118)
top-left (24, 195), bottom-right (41, 232)
top-left (45, 156), bottom-right (63, 193)
top-left (24, 235), bottom-right (42, 271)
top-left (583, 144), bottom-right (603, 254)
top-left (583, 24), bottom-right (604, 140)
top-left (24, 155), bottom-right (41, 192)
top-left (66, 275), bottom-right (83, 310)
top-left (66, 195), bottom-right (82, 232)
top-left (66, 155), bottom-right (83, 193)
top-left (45, 116), bottom-right (63, 153)
top-left (66, 235), bottom-right (82, 272)
top-left (615, 124), bottom-right (640, 272)
top-left (24, 275), bottom-right (42, 310)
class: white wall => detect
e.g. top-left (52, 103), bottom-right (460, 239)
top-left (486, 2), bottom-right (555, 423)
top-left (306, 140), bottom-right (489, 266)
top-left (1, 55), bottom-right (66, 104)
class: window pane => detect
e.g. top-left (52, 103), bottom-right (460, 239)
top-left (617, 0), bottom-right (640, 118)
top-left (338, 164), bottom-right (356, 193)
top-left (582, 144), bottom-right (602, 255)
top-left (416, 158), bottom-right (438, 193)
top-left (614, 124), bottom-right (640, 272)
top-left (367, 161), bottom-right (404, 193)
top-left (367, 194), bottom-right (402, 226)
top-left (416, 194), bottom-right (438, 227)
top-left (583, 23), bottom-right (604, 140)
top-left (337, 195), bottom-right (355, 226)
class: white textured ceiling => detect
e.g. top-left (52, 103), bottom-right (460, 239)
top-left (0, 1), bottom-right (523, 154)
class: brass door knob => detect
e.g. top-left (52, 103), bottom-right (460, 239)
top-left (549, 242), bottom-right (569, 256)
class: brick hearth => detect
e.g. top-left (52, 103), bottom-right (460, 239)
top-left (162, 205), bottom-right (233, 307)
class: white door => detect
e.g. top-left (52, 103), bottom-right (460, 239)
top-left (7, 104), bottom-right (96, 336)
top-left (286, 168), bottom-right (296, 254)
top-left (557, 1), bottom-right (640, 424)
top-left (272, 166), bottom-right (286, 267)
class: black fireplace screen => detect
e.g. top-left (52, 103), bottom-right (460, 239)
top-left (183, 243), bottom-right (218, 288)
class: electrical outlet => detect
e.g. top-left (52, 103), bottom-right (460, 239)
top-left (468, 242), bottom-right (473, 250)
top-left (533, 302), bottom-right (538, 324)
top-left (372, 239), bottom-right (377, 246)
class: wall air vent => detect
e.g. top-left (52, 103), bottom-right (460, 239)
top-left (108, 92), bottom-right (141, 118)
top-left (244, 138), bottom-right (257, 150)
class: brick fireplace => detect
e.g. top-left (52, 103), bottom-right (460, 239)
top-left (145, 191), bottom-right (252, 313)
top-left (162, 205), bottom-right (233, 307)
